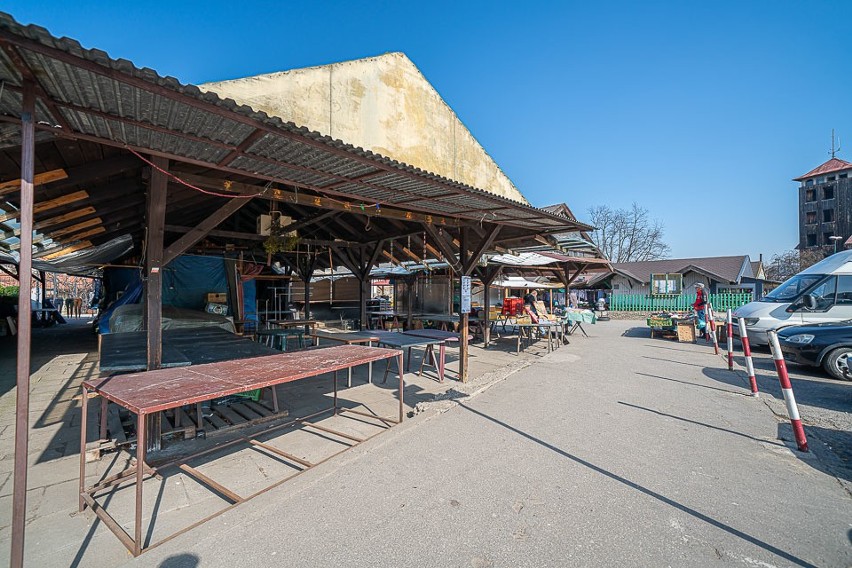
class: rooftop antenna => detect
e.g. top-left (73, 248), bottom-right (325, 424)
top-left (830, 129), bottom-right (841, 158)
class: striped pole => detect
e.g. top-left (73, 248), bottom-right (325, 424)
top-left (726, 309), bottom-right (734, 370)
top-left (767, 330), bottom-right (808, 452)
top-left (737, 317), bottom-right (759, 397)
top-left (707, 302), bottom-right (720, 355)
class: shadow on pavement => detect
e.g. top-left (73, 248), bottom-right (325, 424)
top-left (617, 401), bottom-right (785, 447)
top-left (458, 402), bottom-right (818, 568)
top-left (621, 327), bottom-right (650, 338)
top-left (642, 355), bottom-right (707, 369)
top-left (159, 554), bottom-right (200, 567)
top-left (634, 372), bottom-right (749, 396)
top-left (780, 422), bottom-right (852, 483)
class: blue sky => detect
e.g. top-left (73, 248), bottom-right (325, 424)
top-left (6, 1), bottom-right (852, 260)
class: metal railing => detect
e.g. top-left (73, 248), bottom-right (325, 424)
top-left (608, 292), bottom-right (752, 312)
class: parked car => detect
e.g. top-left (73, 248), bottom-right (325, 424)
top-left (777, 321), bottom-right (852, 380)
top-left (734, 249), bottom-right (852, 345)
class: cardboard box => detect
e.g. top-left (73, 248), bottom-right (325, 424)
top-left (676, 322), bottom-right (696, 343)
top-left (206, 293), bottom-right (227, 303)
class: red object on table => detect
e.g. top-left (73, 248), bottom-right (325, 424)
top-left (502, 297), bottom-right (524, 316)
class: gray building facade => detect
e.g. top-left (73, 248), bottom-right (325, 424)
top-left (796, 157), bottom-right (852, 252)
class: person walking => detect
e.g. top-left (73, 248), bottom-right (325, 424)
top-left (693, 283), bottom-right (708, 339)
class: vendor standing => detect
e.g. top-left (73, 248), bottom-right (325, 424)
top-left (692, 283), bottom-right (708, 338)
top-left (523, 289), bottom-right (539, 316)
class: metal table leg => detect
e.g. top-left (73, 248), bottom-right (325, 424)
top-left (79, 386), bottom-right (88, 512)
top-left (398, 353), bottom-right (405, 423)
top-left (134, 411), bottom-right (146, 556)
top-left (368, 341), bottom-right (373, 384)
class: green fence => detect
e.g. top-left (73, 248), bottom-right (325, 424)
top-left (609, 292), bottom-right (752, 312)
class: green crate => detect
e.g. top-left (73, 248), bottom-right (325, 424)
top-left (235, 388), bottom-right (262, 402)
top-left (647, 317), bottom-right (673, 328)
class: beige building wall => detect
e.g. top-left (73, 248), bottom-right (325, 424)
top-left (201, 52), bottom-right (528, 204)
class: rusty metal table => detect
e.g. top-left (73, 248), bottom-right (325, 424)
top-left (309, 331), bottom-right (381, 386)
top-left (515, 321), bottom-right (559, 354)
top-left (268, 319), bottom-right (317, 331)
top-left (373, 330), bottom-right (446, 382)
top-left (403, 328), bottom-right (470, 380)
top-left (79, 344), bottom-right (403, 557)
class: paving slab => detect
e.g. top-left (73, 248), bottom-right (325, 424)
top-left (0, 320), bottom-right (548, 566)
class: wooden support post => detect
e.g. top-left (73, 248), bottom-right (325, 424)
top-left (145, 157), bottom-right (168, 453)
top-left (359, 276), bottom-right (369, 331)
top-left (11, 78), bottom-right (35, 568)
top-left (146, 157), bottom-right (168, 370)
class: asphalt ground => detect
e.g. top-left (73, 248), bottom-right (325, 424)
top-left (133, 320), bottom-right (852, 568)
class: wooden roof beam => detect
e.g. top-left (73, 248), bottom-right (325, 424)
top-left (0, 190), bottom-right (88, 223)
top-left (0, 168), bottom-right (68, 197)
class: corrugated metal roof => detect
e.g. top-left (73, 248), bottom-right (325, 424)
top-left (0, 12), bottom-right (590, 235)
top-left (793, 157), bottom-right (852, 182)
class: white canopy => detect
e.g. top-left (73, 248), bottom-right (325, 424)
top-left (491, 276), bottom-right (562, 289)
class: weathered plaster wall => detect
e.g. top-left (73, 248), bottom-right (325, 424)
top-left (201, 53), bottom-right (527, 203)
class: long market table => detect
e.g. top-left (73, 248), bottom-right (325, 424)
top-left (99, 327), bottom-right (278, 373)
top-left (79, 344), bottom-right (404, 557)
top-left (515, 320), bottom-right (562, 354)
top-left (372, 330), bottom-right (447, 382)
top-left (309, 330), bottom-right (381, 386)
top-left (562, 309), bottom-right (597, 337)
top-left (403, 328), bottom-right (470, 380)
top-left (413, 314), bottom-right (483, 339)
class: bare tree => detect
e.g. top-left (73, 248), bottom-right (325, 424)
top-left (765, 249), bottom-right (825, 283)
top-left (587, 203), bottom-right (670, 262)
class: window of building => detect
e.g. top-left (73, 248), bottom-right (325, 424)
top-left (807, 234), bottom-right (817, 246)
top-left (650, 273), bottom-right (682, 296)
top-left (806, 189), bottom-right (816, 201)
top-left (824, 209), bottom-right (835, 222)
top-left (806, 211), bottom-right (817, 224)
top-left (824, 186), bottom-right (835, 199)
top-left (841, 173), bottom-right (848, 179)
top-left (827, 175), bottom-right (836, 181)
top-left (824, 232), bottom-right (834, 245)
top-left (806, 179), bottom-right (814, 187)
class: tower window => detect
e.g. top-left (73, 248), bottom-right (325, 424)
top-left (806, 189), bottom-right (816, 201)
top-left (806, 211), bottom-right (817, 224)
top-left (827, 175), bottom-right (836, 181)
top-left (824, 232), bottom-right (834, 245)
top-left (824, 186), bottom-right (835, 199)
top-left (807, 234), bottom-right (817, 246)
top-left (824, 209), bottom-right (835, 222)
top-left (806, 179), bottom-right (814, 187)
top-left (841, 173), bottom-right (848, 179)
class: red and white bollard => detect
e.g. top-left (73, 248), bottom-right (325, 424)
top-left (767, 330), bottom-right (808, 452)
top-left (737, 317), bottom-right (759, 397)
top-left (707, 302), bottom-right (720, 355)
top-left (726, 309), bottom-right (734, 370)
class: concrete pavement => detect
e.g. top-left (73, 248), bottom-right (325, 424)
top-left (131, 320), bottom-right (852, 567)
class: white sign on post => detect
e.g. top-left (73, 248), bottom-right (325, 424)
top-left (460, 276), bottom-right (471, 313)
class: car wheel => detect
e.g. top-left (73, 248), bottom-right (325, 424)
top-left (822, 348), bottom-right (852, 381)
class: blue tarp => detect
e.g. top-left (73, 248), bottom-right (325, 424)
top-left (98, 280), bottom-right (142, 334)
top-left (99, 256), bottom-right (229, 333)
top-left (242, 279), bottom-right (258, 325)
top-left (162, 256), bottom-right (228, 311)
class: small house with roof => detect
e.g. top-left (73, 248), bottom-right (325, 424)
top-left (795, 157), bottom-right (852, 252)
top-left (583, 255), bottom-right (767, 300)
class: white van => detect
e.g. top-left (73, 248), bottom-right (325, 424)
top-left (734, 250), bottom-right (852, 346)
